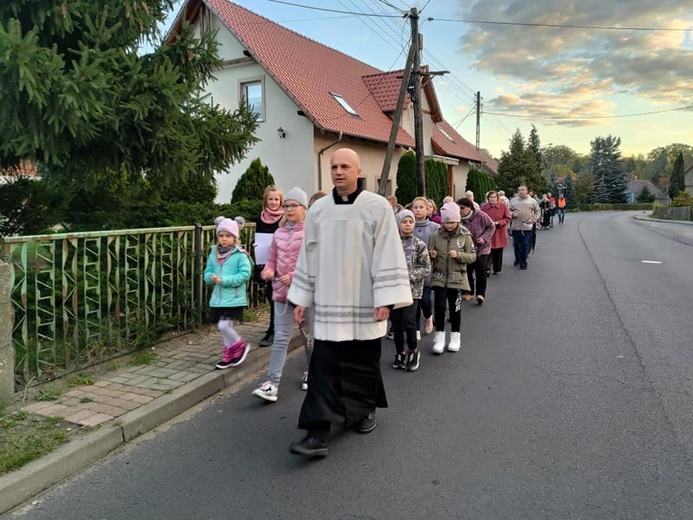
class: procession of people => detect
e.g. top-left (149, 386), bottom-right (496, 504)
top-left (203, 147), bottom-right (564, 458)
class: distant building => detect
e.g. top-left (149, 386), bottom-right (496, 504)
top-left (685, 164), bottom-right (693, 197)
top-left (626, 179), bottom-right (667, 204)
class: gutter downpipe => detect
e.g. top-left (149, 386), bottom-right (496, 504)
top-left (317, 131), bottom-right (343, 191)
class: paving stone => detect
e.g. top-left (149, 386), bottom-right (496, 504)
top-left (109, 376), bottom-right (131, 384)
top-left (33, 404), bottom-right (69, 417)
top-left (83, 402), bottom-right (127, 417)
top-left (61, 398), bottom-right (82, 407)
top-left (22, 402), bottom-right (54, 413)
top-left (63, 389), bottom-right (85, 398)
top-left (165, 360), bottom-right (195, 370)
top-left (169, 372), bottom-right (200, 383)
top-left (64, 409), bottom-right (98, 424)
top-left (119, 386), bottom-right (162, 397)
top-left (145, 368), bottom-right (179, 378)
top-left (94, 381), bottom-right (112, 388)
top-left (125, 375), bottom-right (152, 386)
top-left (78, 413), bottom-right (114, 427)
top-left (118, 400), bottom-right (141, 411)
top-left (131, 395), bottom-right (154, 405)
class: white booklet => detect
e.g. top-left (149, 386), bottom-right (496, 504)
top-left (253, 232), bottom-right (274, 265)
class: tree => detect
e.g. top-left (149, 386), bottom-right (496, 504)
top-left (424, 158), bottom-right (449, 206)
top-left (589, 135), bottom-right (627, 203)
top-left (466, 167), bottom-right (496, 203)
top-left (669, 152), bottom-right (685, 200)
top-left (564, 175), bottom-right (578, 209)
top-left (496, 129), bottom-right (545, 195)
top-left (575, 170), bottom-right (596, 204)
top-left (231, 158), bottom-right (275, 203)
top-left (647, 144), bottom-right (693, 181)
top-left (636, 185), bottom-right (656, 203)
top-left (0, 174), bottom-right (70, 236)
top-left (0, 1), bottom-right (259, 188)
top-left (527, 124), bottom-right (542, 171)
top-left (395, 152), bottom-right (417, 205)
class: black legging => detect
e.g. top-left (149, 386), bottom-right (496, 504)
top-left (432, 286), bottom-right (462, 333)
top-left (467, 254), bottom-right (489, 297)
top-left (489, 248), bottom-right (504, 273)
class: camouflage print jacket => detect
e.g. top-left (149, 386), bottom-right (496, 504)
top-left (400, 234), bottom-right (431, 300)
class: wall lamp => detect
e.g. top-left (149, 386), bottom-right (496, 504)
top-left (277, 127), bottom-right (286, 139)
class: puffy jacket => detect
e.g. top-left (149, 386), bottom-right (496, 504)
top-left (461, 209), bottom-right (495, 257)
top-left (429, 225), bottom-right (476, 290)
top-left (413, 219), bottom-right (439, 286)
top-left (262, 221), bottom-right (304, 302)
top-left (204, 246), bottom-right (253, 308)
top-left (400, 234), bottom-right (431, 299)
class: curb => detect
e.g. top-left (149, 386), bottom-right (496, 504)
top-left (0, 334), bottom-right (303, 515)
top-left (633, 213), bottom-right (693, 226)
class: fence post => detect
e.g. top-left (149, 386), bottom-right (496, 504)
top-left (0, 260), bottom-right (14, 403)
top-left (193, 223), bottom-right (203, 327)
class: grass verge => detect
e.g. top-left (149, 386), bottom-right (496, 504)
top-left (0, 407), bottom-right (72, 475)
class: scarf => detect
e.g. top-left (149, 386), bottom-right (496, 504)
top-left (260, 207), bottom-right (284, 224)
top-left (216, 245), bottom-right (234, 264)
top-left (460, 209), bottom-right (474, 223)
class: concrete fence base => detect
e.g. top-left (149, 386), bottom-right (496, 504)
top-left (0, 261), bottom-right (14, 403)
top-left (653, 206), bottom-right (692, 221)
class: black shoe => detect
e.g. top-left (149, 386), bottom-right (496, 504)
top-left (392, 352), bottom-right (406, 370)
top-left (354, 412), bottom-right (377, 434)
top-left (520, 265), bottom-right (528, 270)
top-left (485, 269), bottom-right (491, 278)
top-left (513, 260), bottom-right (519, 266)
top-left (259, 332), bottom-right (274, 347)
top-left (289, 436), bottom-right (328, 458)
top-left (492, 271), bottom-right (500, 275)
top-left (406, 350), bottom-right (420, 372)
top-left (386, 331), bottom-right (394, 341)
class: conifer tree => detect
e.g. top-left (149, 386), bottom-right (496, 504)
top-left (669, 151), bottom-right (685, 200)
top-left (231, 159), bottom-right (275, 203)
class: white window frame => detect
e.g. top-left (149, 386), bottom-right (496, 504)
top-left (240, 77), bottom-right (266, 122)
top-left (331, 93), bottom-right (360, 117)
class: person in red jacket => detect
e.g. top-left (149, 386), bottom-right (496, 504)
top-left (480, 191), bottom-right (512, 275)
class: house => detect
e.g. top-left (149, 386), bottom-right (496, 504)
top-left (171, 0), bottom-right (496, 202)
top-left (626, 179), bottom-right (666, 204)
top-left (685, 164), bottom-right (693, 197)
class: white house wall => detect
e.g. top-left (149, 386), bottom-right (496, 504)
top-left (201, 14), bottom-right (315, 202)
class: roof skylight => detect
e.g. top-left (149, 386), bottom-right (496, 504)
top-left (331, 93), bottom-right (359, 117)
top-left (438, 127), bottom-right (456, 143)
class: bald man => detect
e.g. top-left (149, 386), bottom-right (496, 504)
top-left (288, 148), bottom-right (412, 458)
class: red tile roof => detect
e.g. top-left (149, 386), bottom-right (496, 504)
top-left (201, 0), bottom-right (415, 146)
top-left (362, 71), bottom-right (411, 113)
top-left (431, 121), bottom-right (498, 174)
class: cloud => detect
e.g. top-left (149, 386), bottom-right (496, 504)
top-left (455, 0), bottom-right (693, 124)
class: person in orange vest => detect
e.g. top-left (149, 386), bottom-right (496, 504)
top-left (556, 194), bottom-right (567, 224)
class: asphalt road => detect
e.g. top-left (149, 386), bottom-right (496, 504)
top-left (6, 211), bottom-right (693, 520)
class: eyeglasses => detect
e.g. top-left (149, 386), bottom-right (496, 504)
top-left (282, 204), bottom-right (301, 210)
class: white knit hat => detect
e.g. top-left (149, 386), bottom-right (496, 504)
top-left (284, 187), bottom-right (308, 208)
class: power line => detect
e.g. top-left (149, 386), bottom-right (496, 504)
top-left (420, 0), bottom-right (433, 13)
top-left (485, 105), bottom-right (693, 120)
top-left (427, 17), bottom-right (691, 32)
top-left (338, 0), bottom-right (403, 53)
top-left (375, 0), bottom-right (406, 13)
top-left (264, 0), bottom-right (402, 17)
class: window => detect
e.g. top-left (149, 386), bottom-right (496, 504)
top-left (438, 127), bottom-right (456, 143)
top-left (241, 80), bottom-right (265, 121)
top-left (331, 93), bottom-right (359, 117)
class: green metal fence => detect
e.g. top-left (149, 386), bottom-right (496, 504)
top-left (0, 223), bottom-right (264, 387)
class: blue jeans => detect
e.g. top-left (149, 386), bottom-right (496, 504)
top-left (268, 301), bottom-right (313, 386)
top-left (557, 208), bottom-right (566, 223)
top-left (512, 230), bottom-right (533, 268)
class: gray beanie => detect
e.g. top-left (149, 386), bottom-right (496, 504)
top-left (396, 209), bottom-right (415, 227)
top-left (284, 187), bottom-right (308, 208)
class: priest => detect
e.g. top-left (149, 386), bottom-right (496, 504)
top-left (288, 148), bottom-right (412, 458)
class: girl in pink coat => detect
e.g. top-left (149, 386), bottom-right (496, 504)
top-left (480, 190), bottom-right (512, 275)
top-left (253, 188), bottom-right (313, 402)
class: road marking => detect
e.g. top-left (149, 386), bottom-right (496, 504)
top-left (641, 260), bottom-right (662, 264)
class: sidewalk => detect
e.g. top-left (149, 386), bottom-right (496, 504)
top-left (0, 316), bottom-right (302, 515)
top-left (633, 212), bottom-right (693, 226)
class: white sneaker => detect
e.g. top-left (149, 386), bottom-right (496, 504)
top-left (416, 330), bottom-right (421, 341)
top-left (252, 381), bottom-right (278, 402)
top-left (424, 316), bottom-right (433, 334)
top-left (432, 331), bottom-right (445, 355)
top-left (448, 332), bottom-right (461, 352)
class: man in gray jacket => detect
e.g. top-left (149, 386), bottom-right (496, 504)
top-left (509, 185), bottom-right (540, 270)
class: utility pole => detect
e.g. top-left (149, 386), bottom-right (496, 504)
top-left (475, 91), bottom-right (481, 151)
top-left (377, 44), bottom-right (415, 196)
top-left (411, 7), bottom-right (425, 197)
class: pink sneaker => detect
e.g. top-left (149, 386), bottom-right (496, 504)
top-left (215, 346), bottom-right (234, 370)
top-left (228, 339), bottom-right (249, 367)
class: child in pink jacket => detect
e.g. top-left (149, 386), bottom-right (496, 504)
top-left (252, 188), bottom-right (313, 402)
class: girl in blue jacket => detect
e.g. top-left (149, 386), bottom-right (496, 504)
top-left (205, 217), bottom-right (253, 369)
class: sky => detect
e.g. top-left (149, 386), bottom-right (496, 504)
top-left (163, 0), bottom-right (693, 159)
